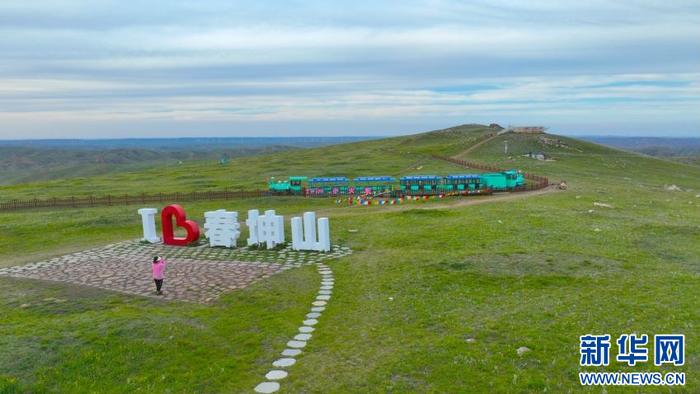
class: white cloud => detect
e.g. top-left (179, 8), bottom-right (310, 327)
top-left (0, 0), bottom-right (698, 137)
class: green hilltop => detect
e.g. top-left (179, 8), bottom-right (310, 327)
top-left (1, 124), bottom-right (699, 392)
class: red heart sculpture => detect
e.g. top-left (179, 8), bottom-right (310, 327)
top-left (161, 204), bottom-right (200, 246)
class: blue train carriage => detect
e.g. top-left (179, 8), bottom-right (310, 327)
top-left (353, 176), bottom-right (396, 196)
top-left (399, 175), bottom-right (442, 195)
top-left (443, 174), bottom-right (482, 193)
top-left (308, 176), bottom-right (349, 196)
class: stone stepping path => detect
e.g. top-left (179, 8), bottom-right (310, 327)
top-left (0, 239), bottom-right (352, 304)
top-left (254, 263), bottom-right (334, 393)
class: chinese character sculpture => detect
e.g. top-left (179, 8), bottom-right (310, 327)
top-left (203, 209), bottom-right (240, 248)
top-left (246, 209), bottom-right (260, 246)
top-left (246, 209), bottom-right (285, 249)
top-left (291, 211), bottom-right (331, 252)
top-left (137, 207), bottom-right (160, 243)
top-left (256, 209), bottom-right (285, 249)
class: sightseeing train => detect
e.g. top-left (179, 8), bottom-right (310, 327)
top-left (268, 170), bottom-right (525, 196)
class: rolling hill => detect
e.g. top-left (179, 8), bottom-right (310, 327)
top-left (0, 124), bottom-right (497, 201)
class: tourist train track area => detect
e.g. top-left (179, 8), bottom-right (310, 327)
top-left (269, 169), bottom-right (530, 198)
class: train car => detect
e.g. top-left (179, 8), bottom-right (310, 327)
top-left (308, 177), bottom-right (349, 196)
top-left (400, 175), bottom-right (442, 195)
top-left (443, 174), bottom-right (482, 193)
top-left (353, 176), bottom-right (396, 195)
top-left (480, 173), bottom-right (507, 190)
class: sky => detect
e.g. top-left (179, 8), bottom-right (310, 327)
top-left (0, 0), bottom-right (699, 139)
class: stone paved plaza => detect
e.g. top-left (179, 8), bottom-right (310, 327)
top-left (0, 240), bottom-right (351, 303)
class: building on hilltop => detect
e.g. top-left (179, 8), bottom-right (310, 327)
top-left (526, 151), bottom-right (548, 161)
top-left (508, 126), bottom-right (546, 134)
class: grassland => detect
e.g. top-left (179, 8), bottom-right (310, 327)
top-left (0, 145), bottom-right (306, 186)
top-left (1, 124), bottom-right (699, 392)
top-left (0, 124), bottom-right (493, 201)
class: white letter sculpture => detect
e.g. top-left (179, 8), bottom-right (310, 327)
top-left (246, 209), bottom-right (260, 246)
top-left (291, 211), bottom-right (331, 252)
top-left (137, 208), bottom-right (160, 243)
top-left (255, 209), bottom-right (285, 249)
top-left (203, 210), bottom-right (240, 248)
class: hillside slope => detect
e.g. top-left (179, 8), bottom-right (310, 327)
top-left (455, 131), bottom-right (700, 191)
top-left (0, 124), bottom-right (496, 201)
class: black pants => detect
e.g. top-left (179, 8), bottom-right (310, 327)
top-left (154, 279), bottom-right (163, 292)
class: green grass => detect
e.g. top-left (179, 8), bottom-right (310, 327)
top-left (0, 265), bottom-right (319, 393)
top-left (1, 124), bottom-right (699, 392)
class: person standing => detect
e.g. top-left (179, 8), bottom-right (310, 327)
top-left (152, 256), bottom-right (167, 295)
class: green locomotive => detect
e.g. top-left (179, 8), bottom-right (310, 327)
top-left (268, 176), bottom-right (307, 194)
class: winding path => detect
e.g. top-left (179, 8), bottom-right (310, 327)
top-left (254, 262), bottom-right (334, 393)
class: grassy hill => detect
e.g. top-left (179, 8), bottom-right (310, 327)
top-left (0, 124), bottom-right (495, 201)
top-left (1, 124), bottom-right (699, 392)
top-left (0, 145), bottom-right (304, 186)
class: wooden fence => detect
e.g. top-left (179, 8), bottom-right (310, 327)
top-left (0, 189), bottom-right (269, 212)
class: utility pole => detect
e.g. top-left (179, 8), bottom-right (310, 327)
top-left (504, 140), bottom-right (509, 155)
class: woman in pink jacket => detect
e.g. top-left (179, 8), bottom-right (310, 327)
top-left (152, 256), bottom-right (167, 295)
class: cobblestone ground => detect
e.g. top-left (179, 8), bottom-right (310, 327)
top-left (0, 240), bottom-right (352, 303)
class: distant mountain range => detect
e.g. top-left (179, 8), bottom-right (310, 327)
top-left (0, 136), bottom-right (376, 185)
top-left (0, 136), bottom-right (375, 151)
top-left (582, 136), bottom-right (700, 157)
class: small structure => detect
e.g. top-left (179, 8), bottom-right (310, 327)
top-left (526, 151), bottom-right (548, 161)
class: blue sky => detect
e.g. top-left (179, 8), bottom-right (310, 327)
top-left (0, 0), bottom-right (698, 138)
